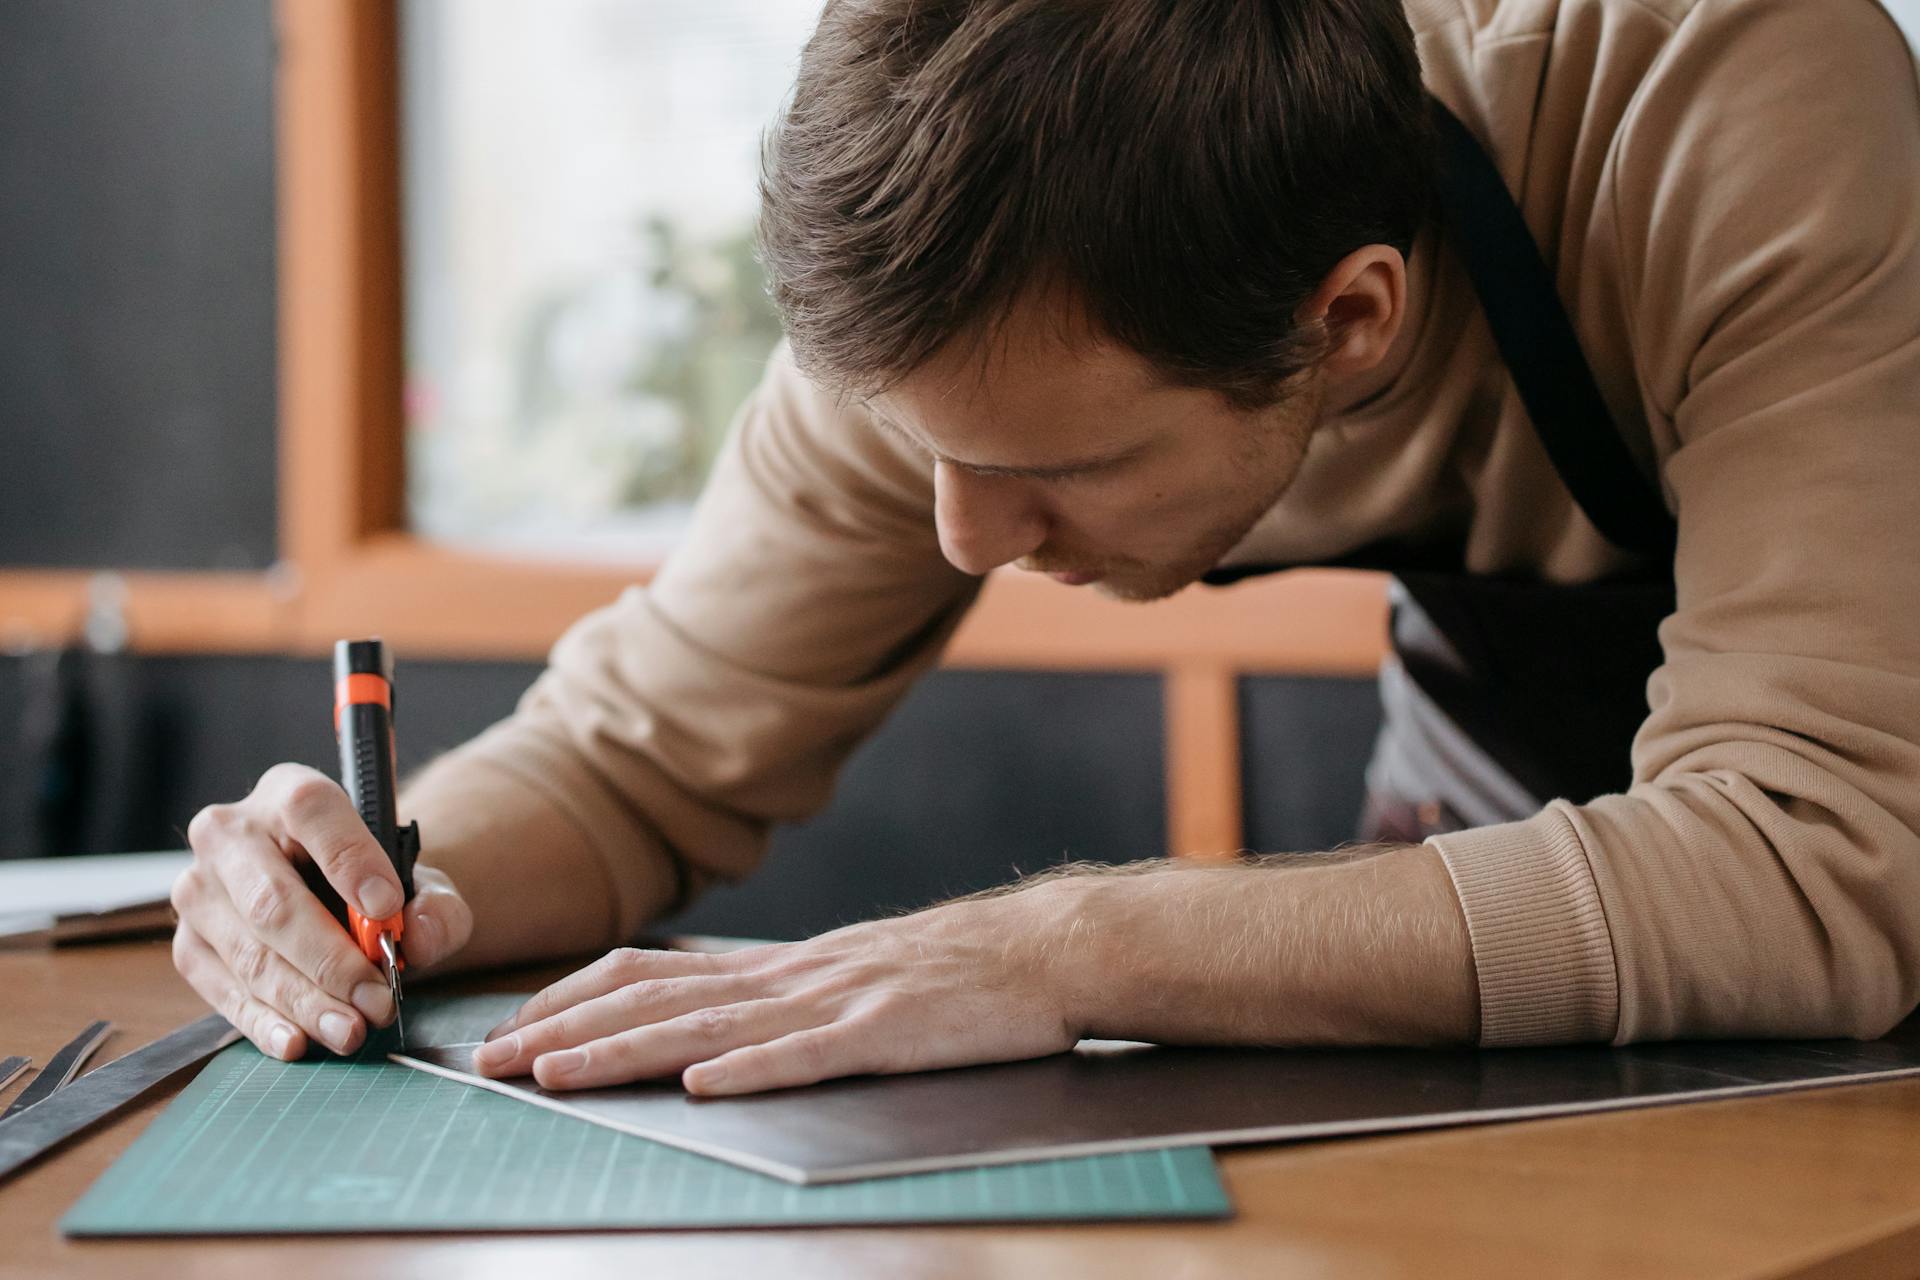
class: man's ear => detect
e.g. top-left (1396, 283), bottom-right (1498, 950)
top-left (1295, 244), bottom-right (1407, 378)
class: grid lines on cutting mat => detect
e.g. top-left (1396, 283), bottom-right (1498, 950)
top-left (62, 1040), bottom-right (1227, 1233)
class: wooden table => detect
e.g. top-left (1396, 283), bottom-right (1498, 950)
top-left (5, 941), bottom-right (1920, 1279)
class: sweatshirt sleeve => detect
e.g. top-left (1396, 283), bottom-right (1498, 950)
top-left (401, 344), bottom-right (976, 947)
top-left (1431, 0), bottom-right (1920, 1045)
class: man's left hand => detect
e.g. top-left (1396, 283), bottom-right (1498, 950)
top-left (470, 884), bottom-right (1081, 1095)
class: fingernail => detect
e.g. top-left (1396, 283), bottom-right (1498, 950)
top-left (540, 1048), bottom-right (585, 1077)
top-left (352, 982), bottom-right (392, 1022)
top-left (472, 1034), bottom-right (515, 1069)
top-left (484, 1017), bottom-right (516, 1042)
top-left (686, 1061), bottom-right (726, 1091)
top-left (269, 1024), bottom-right (294, 1058)
top-left (320, 1011), bottom-right (357, 1053)
top-left (358, 878), bottom-right (400, 919)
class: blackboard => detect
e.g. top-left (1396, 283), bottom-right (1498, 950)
top-left (0, 0), bottom-right (277, 570)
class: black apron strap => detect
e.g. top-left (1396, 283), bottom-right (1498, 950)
top-left (1214, 96), bottom-right (1682, 829)
top-left (1364, 99), bottom-right (1680, 822)
top-left (1430, 98), bottom-right (1677, 557)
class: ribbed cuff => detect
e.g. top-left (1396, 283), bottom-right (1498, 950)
top-left (1428, 805), bottom-right (1620, 1046)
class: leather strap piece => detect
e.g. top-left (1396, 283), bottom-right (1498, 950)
top-left (1429, 98), bottom-right (1678, 558)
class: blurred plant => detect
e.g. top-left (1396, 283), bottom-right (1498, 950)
top-left (504, 214), bottom-right (784, 518)
top-left (623, 215), bottom-right (786, 505)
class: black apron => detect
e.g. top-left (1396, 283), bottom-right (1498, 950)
top-left (1207, 96), bottom-right (1679, 841)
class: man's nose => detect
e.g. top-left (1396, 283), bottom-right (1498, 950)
top-left (933, 461), bottom-right (1048, 576)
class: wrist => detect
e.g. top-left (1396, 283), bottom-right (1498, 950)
top-left (1002, 871), bottom-right (1147, 1042)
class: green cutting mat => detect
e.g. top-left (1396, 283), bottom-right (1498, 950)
top-left (62, 996), bottom-right (1229, 1234)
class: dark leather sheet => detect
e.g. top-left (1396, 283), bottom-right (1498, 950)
top-left (395, 1014), bottom-right (1920, 1184)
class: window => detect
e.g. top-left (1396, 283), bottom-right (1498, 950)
top-left (401, 0), bottom-right (822, 559)
top-left (0, 0), bottom-right (1386, 859)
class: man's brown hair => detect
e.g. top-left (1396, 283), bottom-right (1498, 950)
top-left (758, 0), bottom-right (1436, 410)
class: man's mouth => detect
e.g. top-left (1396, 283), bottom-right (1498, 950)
top-left (1045, 569), bottom-right (1103, 586)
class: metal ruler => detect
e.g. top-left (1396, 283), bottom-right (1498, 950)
top-left (2, 1020), bottom-right (112, 1122)
top-left (0, 1014), bottom-right (236, 1184)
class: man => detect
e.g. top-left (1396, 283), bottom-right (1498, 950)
top-left (172, 0), bottom-right (1920, 1095)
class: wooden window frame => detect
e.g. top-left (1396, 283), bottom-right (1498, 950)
top-left (0, 0), bottom-right (1387, 855)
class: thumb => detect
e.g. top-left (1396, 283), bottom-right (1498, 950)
top-left (400, 866), bottom-right (473, 971)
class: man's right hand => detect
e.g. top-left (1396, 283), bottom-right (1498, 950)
top-left (170, 763), bottom-right (473, 1060)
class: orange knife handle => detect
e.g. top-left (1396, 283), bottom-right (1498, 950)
top-left (348, 907), bottom-right (406, 970)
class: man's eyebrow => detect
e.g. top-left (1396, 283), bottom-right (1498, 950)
top-left (862, 407), bottom-right (1143, 479)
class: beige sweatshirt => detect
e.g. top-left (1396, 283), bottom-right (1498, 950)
top-left (403, 0), bottom-right (1920, 1046)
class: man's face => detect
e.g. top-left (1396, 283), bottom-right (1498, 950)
top-left (864, 296), bottom-right (1326, 602)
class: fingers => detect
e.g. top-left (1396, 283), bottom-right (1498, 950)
top-left (529, 999), bottom-right (816, 1091)
top-left (683, 1026), bottom-right (863, 1096)
top-left (172, 762), bottom-right (478, 1062)
top-left (472, 973), bottom-right (747, 1077)
top-left (254, 763), bottom-right (403, 919)
top-left (178, 871), bottom-right (375, 1055)
top-left (484, 947), bottom-right (720, 1042)
top-left (400, 867), bottom-right (472, 971)
top-left (173, 923), bottom-right (308, 1061)
top-left (193, 816), bottom-right (392, 1025)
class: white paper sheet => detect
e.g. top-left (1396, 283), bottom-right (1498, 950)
top-left (0, 850), bottom-right (189, 940)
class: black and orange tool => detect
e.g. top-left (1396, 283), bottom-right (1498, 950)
top-left (334, 638), bottom-right (420, 1047)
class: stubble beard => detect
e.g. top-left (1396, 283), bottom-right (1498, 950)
top-left (1092, 380), bottom-right (1324, 604)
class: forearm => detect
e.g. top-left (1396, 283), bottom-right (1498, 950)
top-left (401, 750), bottom-right (682, 975)
top-left (1037, 845), bottom-right (1479, 1046)
top-left (420, 816), bottom-right (660, 976)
